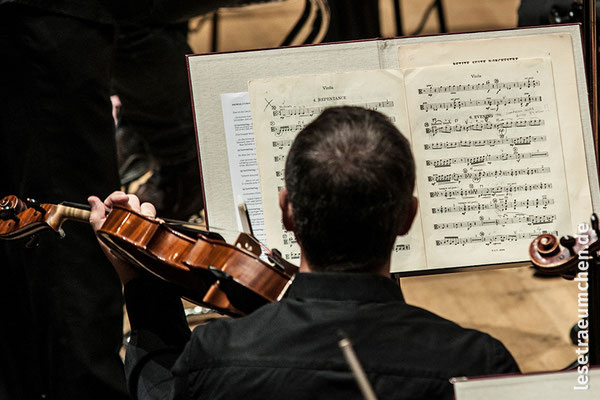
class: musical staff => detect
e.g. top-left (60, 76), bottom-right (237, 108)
top-left (424, 119), bottom-right (545, 135)
top-left (274, 105), bottom-right (323, 118)
top-left (433, 214), bottom-right (555, 230)
top-left (435, 230), bottom-right (558, 246)
top-left (431, 197), bottom-right (555, 214)
top-left (429, 182), bottom-right (552, 198)
top-left (393, 244), bottom-right (411, 252)
top-left (272, 100), bottom-right (394, 118)
top-left (424, 135), bottom-right (546, 149)
top-left (426, 151), bottom-right (548, 167)
top-left (272, 139), bottom-right (294, 149)
top-left (427, 166), bottom-right (551, 184)
top-left (420, 95), bottom-right (542, 112)
top-left (418, 78), bottom-right (540, 95)
top-left (271, 123), bottom-right (305, 135)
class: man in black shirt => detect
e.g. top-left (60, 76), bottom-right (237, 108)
top-left (89, 106), bottom-right (520, 399)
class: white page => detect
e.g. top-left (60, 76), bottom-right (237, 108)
top-left (220, 92), bottom-right (266, 244)
top-left (397, 33), bottom-right (594, 235)
top-left (403, 58), bottom-right (571, 268)
top-left (248, 69), bottom-right (426, 271)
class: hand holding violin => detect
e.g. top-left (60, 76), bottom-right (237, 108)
top-left (88, 191), bottom-right (156, 284)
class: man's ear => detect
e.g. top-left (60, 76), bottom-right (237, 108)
top-left (398, 196), bottom-right (418, 236)
top-left (279, 188), bottom-right (295, 232)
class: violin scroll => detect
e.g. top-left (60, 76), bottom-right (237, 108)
top-left (529, 214), bottom-right (600, 278)
top-left (0, 195), bottom-right (76, 240)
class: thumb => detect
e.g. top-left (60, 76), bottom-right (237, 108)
top-left (88, 195), bottom-right (107, 231)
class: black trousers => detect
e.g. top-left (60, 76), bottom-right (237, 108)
top-left (112, 22), bottom-right (197, 165)
top-left (0, 5), bottom-right (128, 399)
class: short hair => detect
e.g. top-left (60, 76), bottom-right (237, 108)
top-left (284, 106), bottom-right (415, 273)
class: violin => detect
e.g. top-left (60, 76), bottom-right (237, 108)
top-left (0, 195), bottom-right (297, 317)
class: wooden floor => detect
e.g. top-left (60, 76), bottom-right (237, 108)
top-left (171, 0), bottom-right (580, 375)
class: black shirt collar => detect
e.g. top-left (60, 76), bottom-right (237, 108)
top-left (286, 272), bottom-right (405, 303)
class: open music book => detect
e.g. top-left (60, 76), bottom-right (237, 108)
top-left (187, 24), bottom-right (599, 274)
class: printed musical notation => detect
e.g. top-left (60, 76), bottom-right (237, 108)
top-left (435, 231), bottom-right (558, 246)
top-left (394, 244), bottom-right (411, 252)
top-left (424, 119), bottom-right (545, 135)
top-left (272, 139), bottom-right (294, 149)
top-left (433, 214), bottom-right (555, 230)
top-left (404, 57), bottom-right (571, 266)
top-left (431, 196), bottom-right (555, 214)
top-left (271, 123), bottom-right (305, 136)
top-left (420, 95), bottom-right (542, 112)
top-left (429, 182), bottom-right (552, 199)
top-left (424, 135), bottom-right (546, 150)
top-left (272, 100), bottom-right (394, 118)
top-left (418, 78), bottom-right (540, 95)
top-left (426, 151), bottom-right (548, 167)
top-left (428, 166), bottom-right (551, 184)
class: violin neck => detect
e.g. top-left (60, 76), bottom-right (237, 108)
top-left (54, 203), bottom-right (91, 224)
top-left (42, 202), bottom-right (91, 235)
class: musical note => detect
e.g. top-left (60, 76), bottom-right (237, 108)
top-left (430, 197), bottom-right (555, 214)
top-left (427, 166), bottom-right (551, 184)
top-left (420, 95), bottom-right (542, 112)
top-left (270, 123), bottom-right (305, 136)
top-left (393, 244), bottom-right (411, 252)
top-left (425, 151), bottom-right (548, 167)
top-left (429, 182), bottom-right (553, 199)
top-left (272, 100), bottom-right (395, 119)
top-left (418, 78), bottom-right (540, 95)
top-left (435, 230), bottom-right (558, 246)
top-left (433, 214), bottom-right (555, 230)
top-left (424, 120), bottom-right (545, 135)
top-left (272, 139), bottom-right (294, 149)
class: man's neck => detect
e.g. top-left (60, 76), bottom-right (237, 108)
top-left (299, 253), bottom-right (391, 278)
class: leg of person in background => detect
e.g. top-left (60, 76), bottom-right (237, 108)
top-left (112, 21), bottom-right (204, 221)
top-left (0, 5), bottom-right (129, 399)
top-left (323, 0), bottom-right (380, 42)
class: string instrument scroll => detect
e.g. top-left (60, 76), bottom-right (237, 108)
top-left (0, 195), bottom-right (297, 317)
top-left (529, 214), bottom-right (600, 365)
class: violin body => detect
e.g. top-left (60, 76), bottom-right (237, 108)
top-left (0, 195), bottom-right (297, 317)
top-left (98, 205), bottom-right (296, 316)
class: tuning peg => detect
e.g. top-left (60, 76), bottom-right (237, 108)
top-left (560, 235), bottom-right (576, 256)
top-left (25, 198), bottom-right (46, 216)
top-left (0, 206), bottom-right (20, 224)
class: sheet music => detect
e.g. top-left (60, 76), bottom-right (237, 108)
top-left (220, 92), bottom-right (266, 243)
top-left (403, 58), bottom-right (571, 268)
top-left (248, 70), bottom-right (427, 269)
